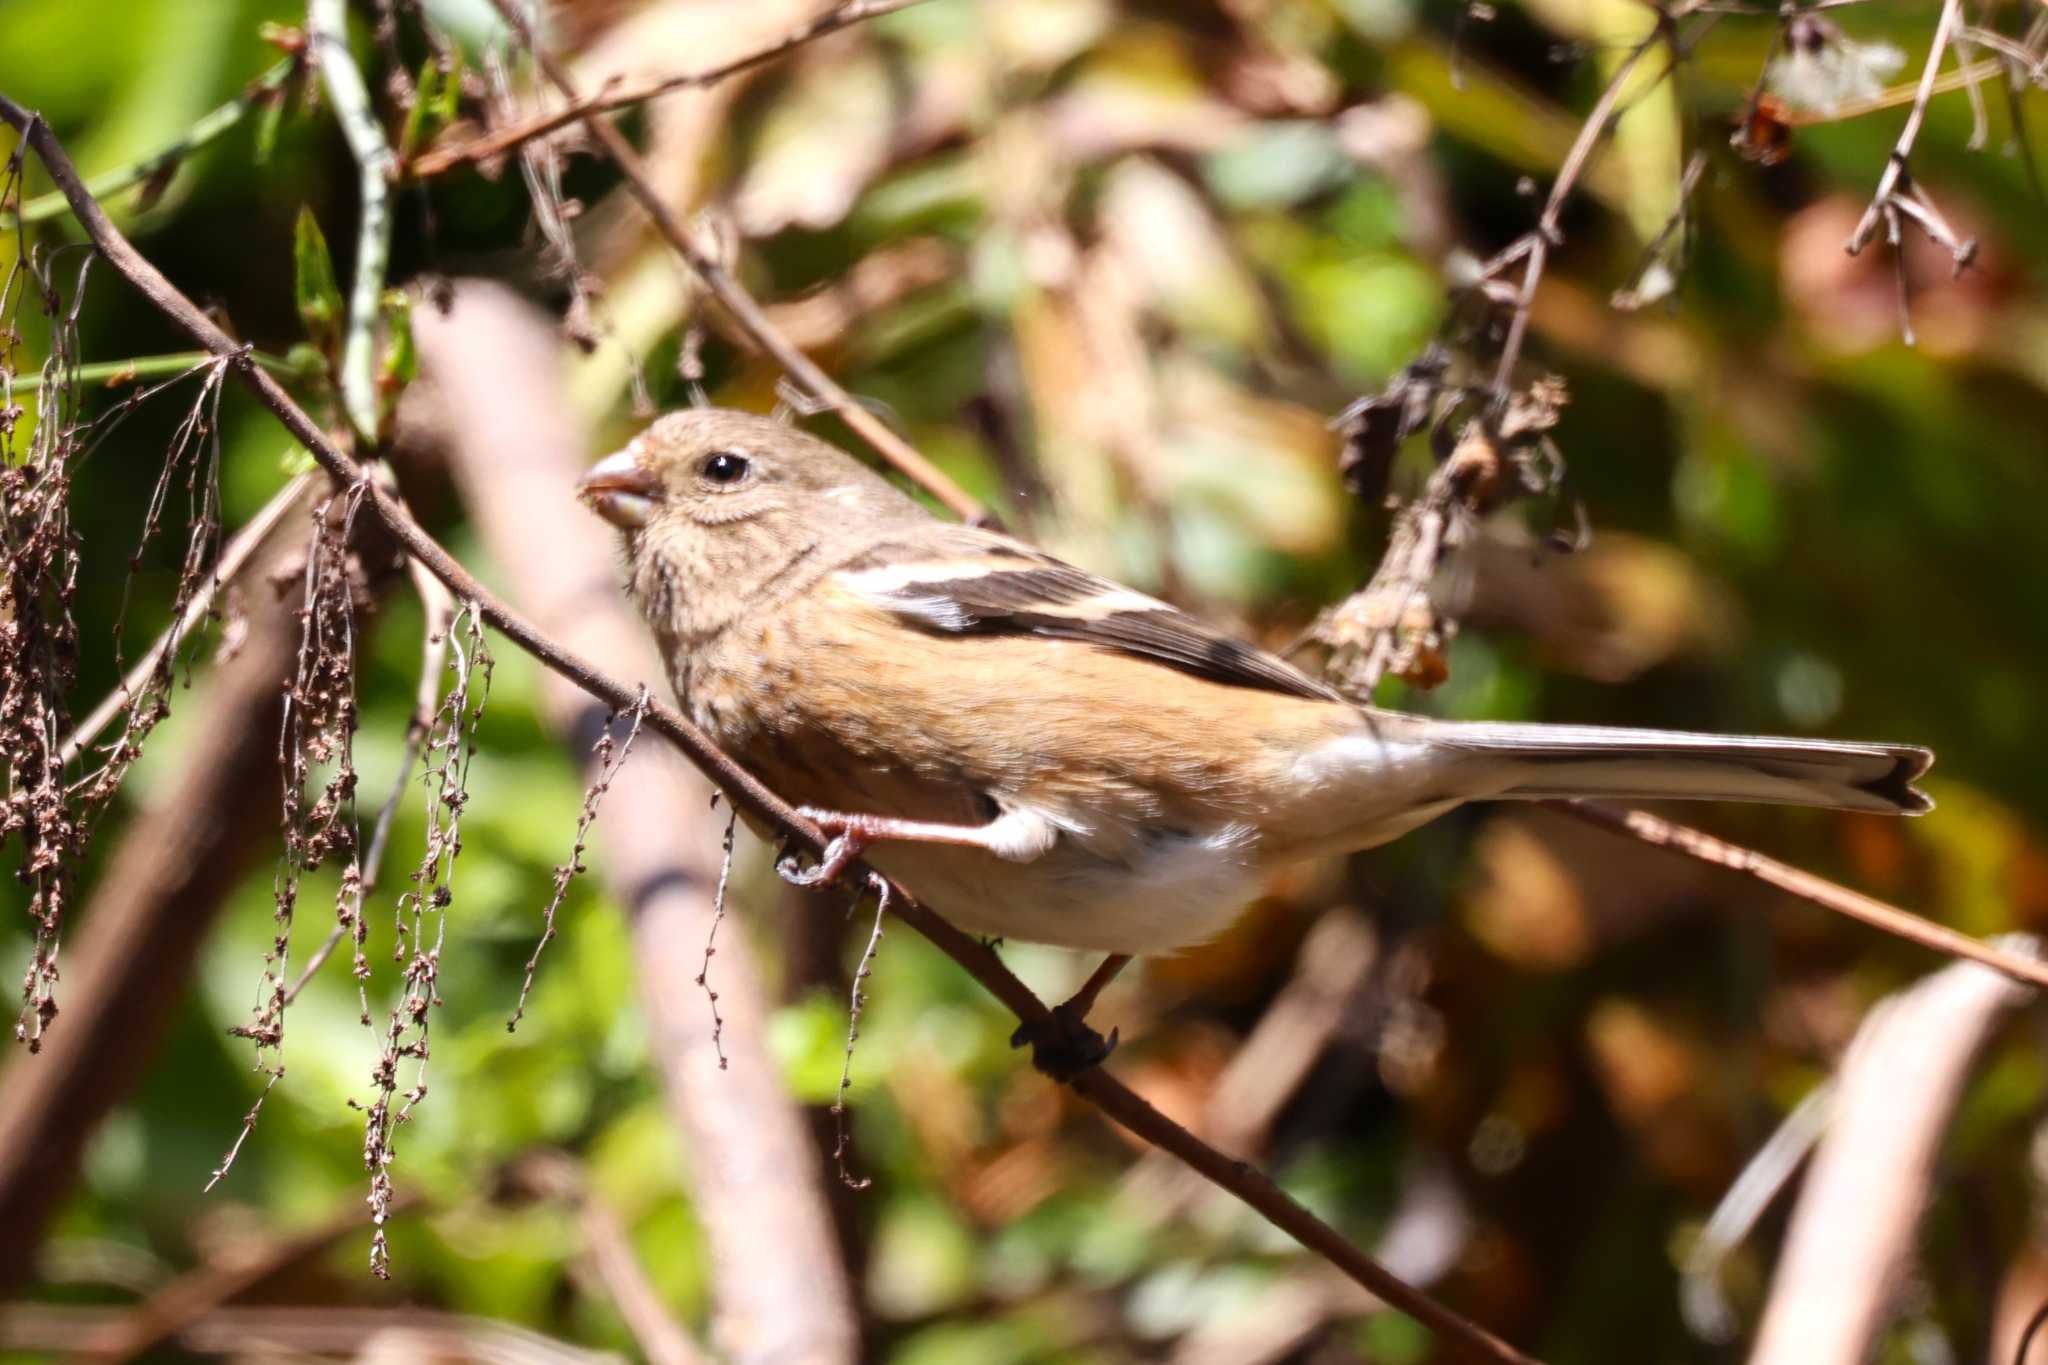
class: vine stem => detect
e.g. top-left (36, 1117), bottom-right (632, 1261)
top-left (0, 57), bottom-right (297, 229)
top-left (308, 0), bottom-right (395, 441)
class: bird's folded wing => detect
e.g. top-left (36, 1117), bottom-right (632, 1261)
top-left (833, 530), bottom-right (1340, 702)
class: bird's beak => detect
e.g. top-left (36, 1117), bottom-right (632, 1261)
top-left (578, 449), bottom-right (660, 529)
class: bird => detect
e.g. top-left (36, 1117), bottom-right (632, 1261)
top-left (579, 408), bottom-right (1930, 1065)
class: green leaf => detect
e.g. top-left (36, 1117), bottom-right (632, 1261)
top-left (252, 88), bottom-right (286, 166)
top-left (378, 288), bottom-right (417, 434)
top-left (292, 205), bottom-right (343, 350)
top-left (398, 57), bottom-right (442, 164)
top-left (435, 50), bottom-right (465, 124)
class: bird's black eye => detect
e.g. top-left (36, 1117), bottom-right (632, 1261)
top-left (700, 451), bottom-right (750, 486)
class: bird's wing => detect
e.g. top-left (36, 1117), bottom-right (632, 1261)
top-left (833, 530), bottom-right (1340, 703)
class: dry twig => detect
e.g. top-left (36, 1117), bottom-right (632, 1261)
top-left (408, 0), bottom-right (925, 179)
top-left (1557, 802), bottom-right (2048, 992)
top-left (57, 1189), bottom-right (423, 1364)
top-left (358, 601), bottom-right (490, 1276)
top-left (508, 688), bottom-right (649, 1030)
top-left (480, 0), bottom-right (990, 526)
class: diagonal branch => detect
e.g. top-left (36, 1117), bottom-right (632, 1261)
top-left (1555, 802), bottom-right (2048, 992)
top-left (479, 0), bottom-right (991, 527)
top-left (407, 0), bottom-right (926, 180)
top-left (0, 94), bottom-right (1530, 1365)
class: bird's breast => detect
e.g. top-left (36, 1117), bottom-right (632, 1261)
top-left (865, 823), bottom-right (1265, 955)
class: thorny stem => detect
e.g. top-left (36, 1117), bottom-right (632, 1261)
top-left (481, 0), bottom-right (993, 527)
top-left (0, 99), bottom-right (1542, 1363)
top-left (833, 877), bottom-right (891, 1191)
top-left (509, 687), bottom-right (650, 1031)
top-left (60, 471), bottom-right (315, 767)
top-left (408, 0), bottom-right (928, 179)
top-left (696, 806), bottom-right (737, 1071)
top-left (282, 558), bottom-right (458, 1015)
top-left (309, 0), bottom-right (397, 441)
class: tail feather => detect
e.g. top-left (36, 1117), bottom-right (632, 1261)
top-left (1429, 721), bottom-right (1934, 815)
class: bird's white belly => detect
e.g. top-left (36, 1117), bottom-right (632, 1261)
top-left (867, 823), bottom-right (1264, 955)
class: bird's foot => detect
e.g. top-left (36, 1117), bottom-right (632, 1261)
top-left (777, 829), bottom-right (867, 889)
top-left (1010, 1004), bottom-right (1118, 1082)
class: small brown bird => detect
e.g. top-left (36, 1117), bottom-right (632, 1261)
top-left (580, 409), bottom-right (1929, 1035)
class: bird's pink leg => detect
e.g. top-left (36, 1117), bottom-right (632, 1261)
top-left (780, 807), bottom-right (1025, 889)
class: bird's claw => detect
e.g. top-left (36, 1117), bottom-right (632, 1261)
top-left (1010, 1005), bottom-right (1118, 1081)
top-left (777, 831), bottom-right (866, 888)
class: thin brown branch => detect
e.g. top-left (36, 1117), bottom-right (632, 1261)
top-left (58, 1189), bottom-right (423, 1364)
top-left (1488, 5), bottom-right (1700, 395)
top-left (408, 0), bottom-right (925, 179)
top-left (511, 1153), bottom-right (708, 1365)
top-left (572, 1194), bottom-right (707, 1365)
top-left (478, 0), bottom-right (990, 527)
top-left (0, 102), bottom-right (1527, 1365)
top-left (2, 1304), bottom-right (614, 1361)
top-left (1555, 801), bottom-right (2048, 993)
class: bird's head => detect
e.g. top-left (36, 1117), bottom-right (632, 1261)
top-left (578, 407), bottom-right (924, 641)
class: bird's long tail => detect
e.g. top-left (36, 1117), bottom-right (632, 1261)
top-left (1426, 721), bottom-right (1934, 815)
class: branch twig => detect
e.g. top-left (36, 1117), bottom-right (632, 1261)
top-left (0, 58), bottom-right (298, 229)
top-left (480, 0), bottom-right (991, 527)
top-left (408, 0), bottom-right (925, 179)
top-left (0, 97), bottom-right (1526, 1365)
top-left (1846, 0), bottom-right (1967, 255)
top-left (1555, 801), bottom-right (2048, 993)
top-left (61, 1189), bottom-right (424, 1364)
